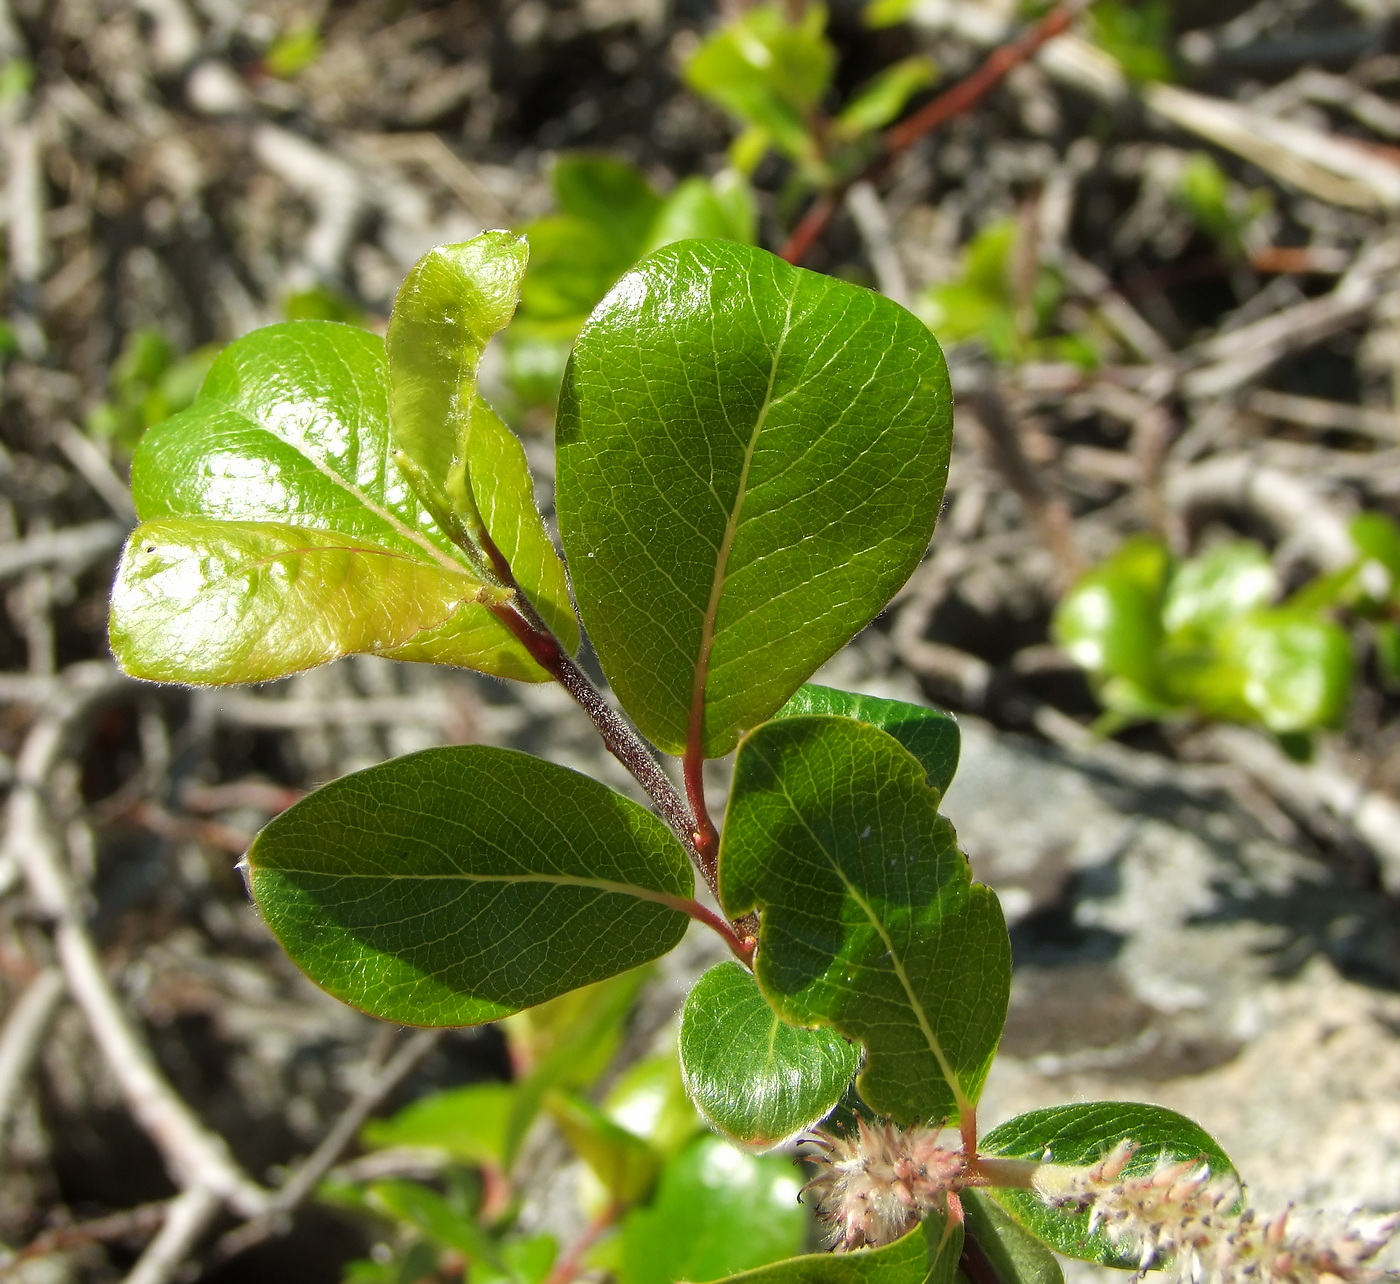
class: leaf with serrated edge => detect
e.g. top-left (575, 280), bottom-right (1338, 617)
top-left (774, 684), bottom-right (960, 797)
top-left (557, 239), bottom-right (951, 757)
top-left (679, 961), bottom-right (859, 1147)
top-left (387, 234), bottom-right (578, 650)
top-left (129, 320), bottom-right (552, 681)
top-left (980, 1102), bottom-right (1237, 1268)
top-left (712, 1215), bottom-right (962, 1284)
top-left (720, 716), bottom-right (1009, 1126)
top-left (110, 519), bottom-right (505, 685)
top-left (246, 746), bottom-right (691, 1027)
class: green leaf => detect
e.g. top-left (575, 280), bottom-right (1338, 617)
top-left (546, 1090), bottom-right (661, 1207)
top-left (617, 1135), bottom-right (807, 1284)
top-left (128, 321), bottom-right (553, 681)
top-left (366, 1179), bottom-right (497, 1264)
top-left (109, 519), bottom-right (505, 685)
top-left (961, 1191), bottom-right (1063, 1284)
top-left (605, 1054), bottom-right (703, 1158)
top-left (557, 239), bottom-right (952, 757)
top-left (980, 1102), bottom-right (1237, 1268)
top-left (555, 154), bottom-right (663, 247)
top-left (714, 1218), bottom-right (961, 1284)
top-left (1087, 0), bottom-right (1174, 84)
top-left (645, 173), bottom-right (757, 255)
top-left (679, 961), bottom-right (860, 1147)
top-left (1217, 608), bottom-right (1353, 732)
top-left (835, 57), bottom-right (938, 139)
top-left (245, 746), bottom-right (691, 1027)
top-left (1162, 542), bottom-right (1276, 640)
top-left (1054, 537), bottom-right (1170, 692)
top-left (684, 4), bottom-right (835, 166)
top-left (387, 233), bottom-right (578, 650)
top-left (774, 684), bottom-right (959, 798)
top-left (362, 1083), bottom-right (515, 1168)
top-left (720, 717), bottom-right (1009, 1126)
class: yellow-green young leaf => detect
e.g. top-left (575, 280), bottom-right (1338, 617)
top-left (387, 233), bottom-right (578, 650)
top-left (1217, 608), bottom-right (1353, 732)
top-left (246, 747), bottom-right (691, 1027)
top-left (980, 1102), bottom-right (1237, 1268)
top-left (366, 1180), bottom-right (498, 1263)
top-left (719, 717), bottom-right (1009, 1127)
top-left (109, 520), bottom-right (505, 685)
top-left (128, 321), bottom-right (552, 681)
top-left (679, 961), bottom-right (859, 1147)
top-left (361, 1083), bottom-right (515, 1168)
top-left (557, 239), bottom-right (951, 758)
top-left (546, 1090), bottom-right (661, 1207)
top-left (835, 56), bottom-right (938, 139)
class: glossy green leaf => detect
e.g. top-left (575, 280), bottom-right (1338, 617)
top-left (617, 1134), bottom-right (807, 1284)
top-left (547, 1090), bottom-right (661, 1207)
top-left (835, 57), bottom-right (938, 138)
top-left (774, 684), bottom-right (959, 798)
top-left (1218, 609), bottom-right (1353, 731)
top-left (720, 717), bottom-right (1009, 1126)
top-left (387, 233), bottom-right (578, 649)
top-left (558, 239), bottom-right (952, 757)
top-left (246, 746), bottom-right (691, 1027)
top-left (980, 1102), bottom-right (1236, 1268)
top-left (1053, 537), bottom-right (1168, 692)
top-left (1163, 542), bottom-right (1275, 640)
top-left (110, 519), bottom-right (505, 685)
top-left (128, 321), bottom-right (554, 681)
top-left (362, 1083), bottom-right (515, 1167)
top-left (961, 1191), bottom-right (1062, 1284)
top-left (679, 961), bottom-right (860, 1147)
top-left (685, 4), bottom-right (834, 165)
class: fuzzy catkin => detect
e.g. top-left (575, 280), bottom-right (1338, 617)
top-left (1033, 1140), bottom-right (1398, 1284)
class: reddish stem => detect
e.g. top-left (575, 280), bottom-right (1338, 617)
top-left (779, 1), bottom-right (1082, 266)
top-left (683, 742), bottom-right (721, 896)
top-left (542, 1202), bottom-right (619, 1284)
top-left (666, 894), bottom-right (755, 967)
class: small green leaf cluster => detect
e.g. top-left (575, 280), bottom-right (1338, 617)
top-left (85, 327), bottom-right (221, 451)
top-left (505, 155), bottom-right (756, 406)
top-left (109, 231), bottom-right (1244, 1282)
top-left (1052, 528), bottom-right (1387, 739)
top-left (1173, 153), bottom-right (1272, 262)
top-left (684, 4), bottom-right (937, 189)
top-left (1084, 0), bottom-right (1174, 85)
top-left (917, 220), bottom-right (1099, 368)
top-left (329, 976), bottom-right (808, 1284)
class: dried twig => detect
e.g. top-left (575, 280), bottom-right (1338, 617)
top-left (0, 966), bottom-right (64, 1155)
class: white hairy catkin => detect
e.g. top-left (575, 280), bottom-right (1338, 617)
top-left (1033, 1140), bottom-right (1399, 1284)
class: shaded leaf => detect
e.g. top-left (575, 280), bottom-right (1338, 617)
top-left (961, 1191), bottom-right (1063, 1284)
top-left (246, 747), bottom-right (691, 1027)
top-left (110, 519), bottom-right (503, 685)
top-left (557, 239), bottom-right (952, 757)
top-left (720, 717), bottom-right (1009, 1126)
top-left (129, 321), bottom-right (552, 681)
top-left (546, 1090), bottom-right (661, 1207)
top-left (366, 1179), bottom-right (498, 1264)
top-left (617, 1135), bottom-right (806, 1284)
top-left (714, 1217), bottom-right (961, 1284)
top-left (980, 1102), bottom-right (1237, 1268)
top-left (774, 684), bottom-right (959, 797)
top-left (679, 961), bottom-right (860, 1147)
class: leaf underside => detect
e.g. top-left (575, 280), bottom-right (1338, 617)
top-left (557, 238), bottom-right (952, 757)
top-left (720, 716), bottom-right (1009, 1126)
top-left (246, 746), bottom-right (691, 1026)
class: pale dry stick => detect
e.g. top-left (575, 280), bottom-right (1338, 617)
top-left (253, 125), bottom-right (365, 286)
top-left (0, 521), bottom-right (126, 582)
top-left (1248, 389), bottom-right (1400, 442)
top-left (1183, 240), bottom-right (1400, 400)
top-left (123, 1187), bottom-right (222, 1284)
top-left (0, 967), bottom-right (64, 1154)
top-left (212, 691), bottom-right (466, 731)
top-left (215, 1027), bottom-right (445, 1261)
top-left (5, 116), bottom-right (47, 359)
top-left (845, 181), bottom-right (910, 308)
top-left (0, 1200), bottom-right (171, 1275)
top-left (52, 422), bottom-right (137, 520)
top-left (6, 663), bottom-right (268, 1218)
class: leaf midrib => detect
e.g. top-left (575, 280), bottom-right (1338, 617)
top-left (767, 765), bottom-right (973, 1120)
top-left (686, 281), bottom-right (799, 754)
